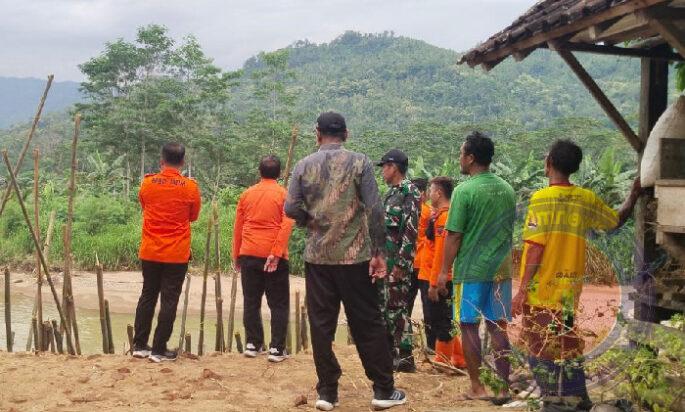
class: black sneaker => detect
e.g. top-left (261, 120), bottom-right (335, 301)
top-left (395, 355), bottom-right (416, 373)
top-left (132, 344), bottom-right (151, 359)
top-left (149, 350), bottom-right (177, 363)
top-left (371, 389), bottom-right (407, 410)
top-left (267, 347), bottom-right (288, 363)
top-left (315, 394), bottom-right (339, 411)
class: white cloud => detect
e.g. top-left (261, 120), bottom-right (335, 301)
top-left (0, 0), bottom-right (531, 81)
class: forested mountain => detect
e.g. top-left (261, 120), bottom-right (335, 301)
top-left (0, 77), bottom-right (82, 129)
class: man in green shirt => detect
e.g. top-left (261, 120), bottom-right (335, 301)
top-left (436, 131), bottom-right (516, 403)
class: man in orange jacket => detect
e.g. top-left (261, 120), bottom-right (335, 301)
top-left (426, 176), bottom-right (465, 368)
top-left (233, 155), bottom-right (294, 363)
top-left (407, 178), bottom-right (434, 351)
top-left (133, 142), bottom-right (201, 363)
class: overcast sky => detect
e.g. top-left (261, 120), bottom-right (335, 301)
top-left (0, 0), bottom-right (532, 82)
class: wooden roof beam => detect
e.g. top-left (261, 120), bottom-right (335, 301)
top-left (638, 9), bottom-right (685, 58)
top-left (549, 40), bottom-right (642, 152)
top-left (540, 41), bottom-right (684, 61)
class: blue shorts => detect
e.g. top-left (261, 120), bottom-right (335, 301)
top-left (458, 279), bottom-right (512, 323)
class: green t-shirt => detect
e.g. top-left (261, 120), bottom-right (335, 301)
top-left (445, 171), bottom-right (516, 283)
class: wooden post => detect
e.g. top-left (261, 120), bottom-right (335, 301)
top-left (31, 318), bottom-right (39, 352)
top-left (213, 201), bottom-right (224, 352)
top-left (41, 321), bottom-right (50, 352)
top-left (301, 303), bottom-right (308, 351)
top-left (95, 258), bottom-right (110, 354)
top-left (126, 324), bottom-right (134, 355)
top-left (234, 332), bottom-right (243, 354)
top-left (1, 150), bottom-right (74, 353)
top-left (44, 321), bottom-right (55, 353)
top-left (4, 267), bottom-right (12, 352)
top-left (52, 319), bottom-right (63, 354)
top-left (295, 291), bottom-right (301, 354)
top-left (0, 75), bottom-right (53, 218)
top-left (105, 299), bottom-right (114, 354)
top-left (283, 125), bottom-right (299, 188)
top-left (184, 332), bottom-right (192, 354)
top-left (178, 275), bottom-right (191, 353)
top-left (63, 113), bottom-right (81, 355)
top-left (198, 215), bottom-right (213, 356)
top-left (26, 209), bottom-right (56, 352)
top-left (286, 298), bottom-right (293, 355)
top-left (33, 148), bottom-right (44, 352)
top-left (226, 266), bottom-right (239, 352)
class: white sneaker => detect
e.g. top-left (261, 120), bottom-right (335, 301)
top-left (315, 396), bottom-right (339, 411)
top-left (371, 389), bottom-right (407, 410)
top-left (132, 345), bottom-right (151, 359)
top-left (267, 347), bottom-right (288, 363)
top-left (244, 343), bottom-right (264, 358)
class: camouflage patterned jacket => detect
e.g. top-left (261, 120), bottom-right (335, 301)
top-left (284, 143), bottom-right (385, 265)
top-left (384, 179), bottom-right (420, 271)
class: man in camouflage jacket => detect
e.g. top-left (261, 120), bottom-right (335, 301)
top-left (377, 149), bottom-right (420, 373)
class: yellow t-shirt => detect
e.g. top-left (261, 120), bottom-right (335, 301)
top-left (519, 184), bottom-right (618, 310)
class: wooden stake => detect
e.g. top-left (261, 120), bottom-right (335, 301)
top-left (33, 148), bottom-right (44, 352)
top-left (198, 214), bottom-right (213, 356)
top-left (41, 321), bottom-right (49, 352)
top-left (184, 332), bottom-right (192, 354)
top-left (4, 267), bottom-right (12, 352)
top-left (95, 258), bottom-right (110, 353)
top-left (226, 266), bottom-right (239, 352)
top-left (44, 321), bottom-right (55, 353)
top-left (26, 209), bottom-right (56, 352)
top-left (105, 299), bottom-right (114, 354)
top-left (1, 150), bottom-right (74, 353)
top-left (301, 304), bottom-right (308, 351)
top-left (178, 275), bottom-right (191, 353)
top-left (295, 291), bottom-right (301, 354)
top-left (234, 332), bottom-right (243, 354)
top-left (63, 113), bottom-right (81, 355)
top-left (215, 298), bottom-right (224, 352)
top-left (51, 319), bottom-right (63, 354)
top-left (0, 75), bottom-right (53, 218)
top-left (126, 324), bottom-right (134, 355)
top-left (31, 318), bottom-right (39, 352)
top-left (283, 125), bottom-right (299, 188)
top-left (286, 305), bottom-right (293, 355)
top-left (213, 201), bottom-right (224, 352)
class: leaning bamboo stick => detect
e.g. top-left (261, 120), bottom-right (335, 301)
top-left (226, 265), bottom-right (239, 353)
top-left (1, 151), bottom-right (74, 354)
top-left (198, 215), bottom-right (213, 356)
top-left (213, 202), bottom-right (224, 352)
top-left (63, 114), bottom-right (81, 355)
top-left (33, 148), bottom-right (43, 351)
top-left (177, 275), bottom-right (191, 353)
top-left (0, 75), bottom-right (53, 218)
top-left (95, 257), bottom-right (110, 354)
top-left (105, 299), bottom-right (114, 354)
top-left (4, 267), bottom-right (13, 352)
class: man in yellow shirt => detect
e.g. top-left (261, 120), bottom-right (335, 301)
top-left (512, 140), bottom-right (641, 411)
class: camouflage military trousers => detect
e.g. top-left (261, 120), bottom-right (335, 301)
top-left (377, 271), bottom-right (413, 353)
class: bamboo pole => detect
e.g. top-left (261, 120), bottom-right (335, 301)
top-left (177, 275), bottom-right (191, 353)
top-left (1, 150), bottom-right (74, 354)
top-left (0, 75), bottom-right (53, 218)
top-left (295, 291), bottom-right (301, 354)
top-left (4, 267), bottom-right (13, 352)
top-left (26, 210), bottom-right (56, 351)
top-left (33, 148), bottom-right (44, 351)
top-left (184, 332), bottom-right (192, 354)
top-left (301, 304), bottom-right (308, 351)
top-left (286, 307), bottom-right (293, 355)
top-left (95, 257), bottom-right (109, 353)
top-left (226, 266), bottom-right (239, 352)
top-left (283, 125), bottom-right (299, 187)
top-left (51, 319), bottom-right (63, 354)
top-left (126, 324), bottom-right (134, 355)
top-left (31, 318), bottom-right (39, 352)
top-left (105, 299), bottom-right (114, 354)
top-left (234, 332), bottom-right (243, 354)
top-left (63, 114), bottom-right (81, 355)
top-left (198, 214), bottom-right (213, 356)
top-left (212, 201), bottom-right (224, 352)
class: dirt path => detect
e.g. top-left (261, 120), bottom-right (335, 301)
top-left (0, 346), bottom-right (517, 412)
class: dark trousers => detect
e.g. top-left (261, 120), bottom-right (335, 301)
top-left (134, 260), bottom-right (188, 353)
top-left (427, 281), bottom-right (453, 342)
top-left (412, 276), bottom-right (434, 349)
top-left (305, 261), bottom-right (394, 399)
top-left (240, 255), bottom-right (289, 351)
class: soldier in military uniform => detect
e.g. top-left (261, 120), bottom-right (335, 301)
top-left (377, 149), bottom-right (420, 373)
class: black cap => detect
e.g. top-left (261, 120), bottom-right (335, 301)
top-left (316, 111), bottom-right (347, 134)
top-left (376, 149), bottom-right (408, 167)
